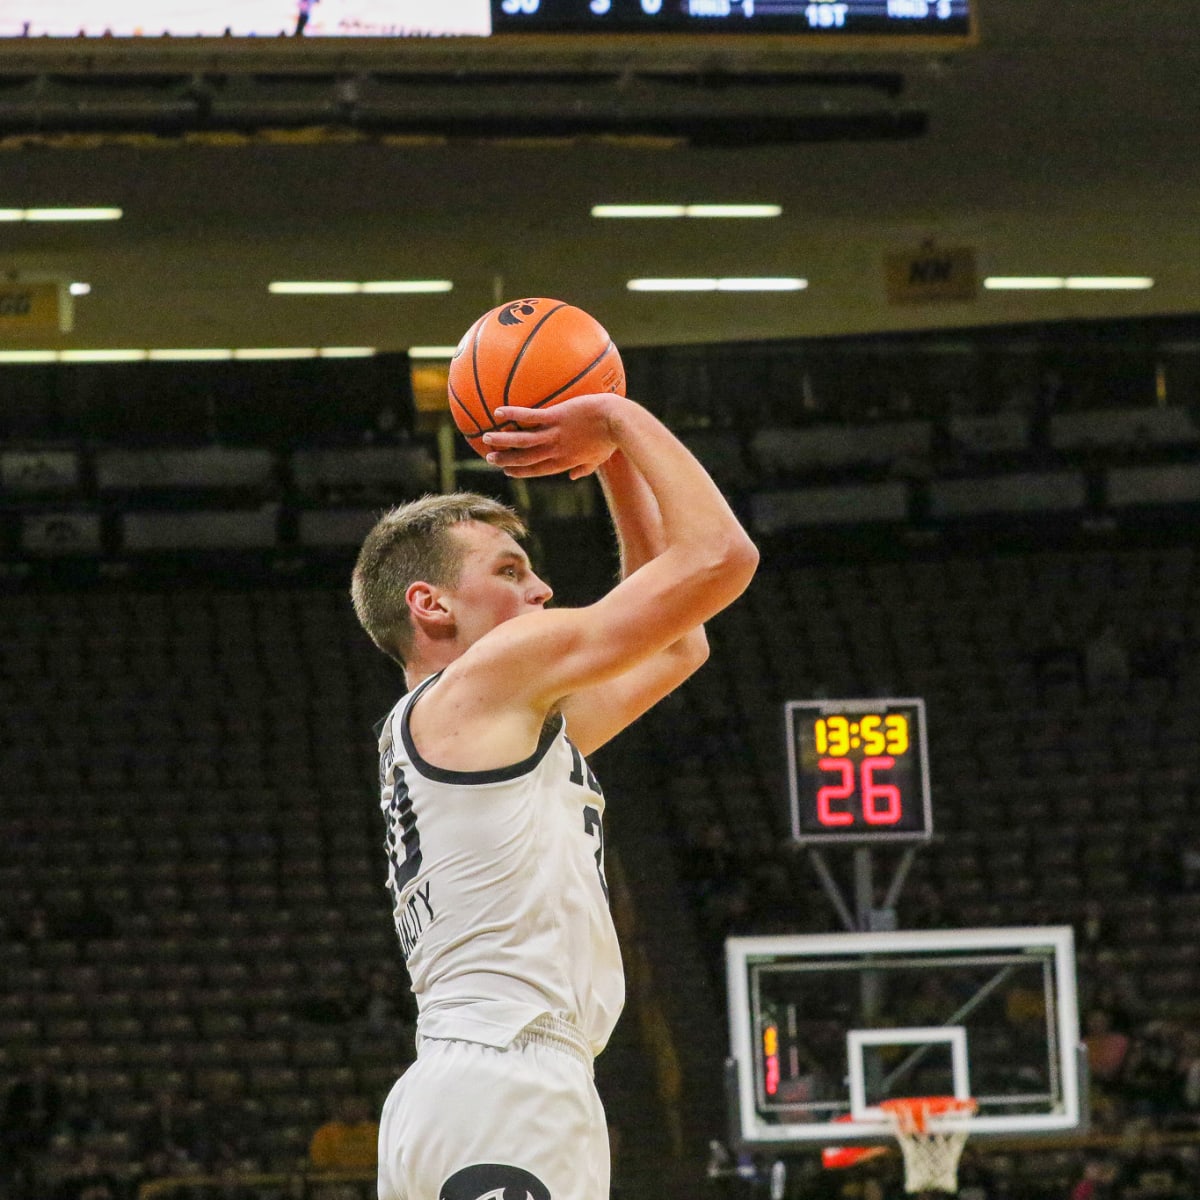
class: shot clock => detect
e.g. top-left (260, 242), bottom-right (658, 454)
top-left (786, 698), bottom-right (931, 844)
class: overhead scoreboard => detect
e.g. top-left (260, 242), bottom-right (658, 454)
top-left (489, 1), bottom-right (975, 40)
top-left (1, 0), bottom-right (978, 59)
top-left (786, 697), bottom-right (932, 845)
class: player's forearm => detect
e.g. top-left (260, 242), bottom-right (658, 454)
top-left (598, 448), bottom-right (710, 664)
top-left (596, 449), bottom-right (665, 577)
top-left (608, 398), bottom-right (758, 586)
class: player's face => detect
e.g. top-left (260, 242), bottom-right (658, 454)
top-left (446, 520), bottom-right (552, 643)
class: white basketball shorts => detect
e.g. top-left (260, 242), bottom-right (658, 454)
top-left (377, 1016), bottom-right (610, 1200)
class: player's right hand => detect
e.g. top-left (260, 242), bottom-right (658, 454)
top-left (483, 394), bottom-right (623, 480)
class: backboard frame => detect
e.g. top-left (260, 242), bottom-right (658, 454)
top-left (726, 926), bottom-right (1082, 1148)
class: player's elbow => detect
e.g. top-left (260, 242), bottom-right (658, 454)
top-left (682, 533), bottom-right (758, 614)
top-left (674, 626), bottom-right (710, 673)
top-left (714, 530), bottom-right (759, 593)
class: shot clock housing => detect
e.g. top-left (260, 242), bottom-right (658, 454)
top-left (786, 697), bottom-right (932, 844)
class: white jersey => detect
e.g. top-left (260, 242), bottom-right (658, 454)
top-left (376, 671), bottom-right (625, 1057)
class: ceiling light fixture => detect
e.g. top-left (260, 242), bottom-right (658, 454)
top-left (593, 204), bottom-right (781, 219)
top-left (627, 277), bottom-right (807, 292)
top-left (983, 277), bottom-right (1066, 290)
top-left (0, 346), bottom-right (377, 364)
top-left (0, 207), bottom-right (123, 222)
top-left (1065, 276), bottom-right (1154, 290)
top-left (268, 280), bottom-right (453, 295)
top-left (408, 346), bottom-right (460, 359)
top-left (59, 349), bottom-right (145, 362)
top-left (984, 276), bottom-right (1155, 291)
top-left (148, 349), bottom-right (234, 361)
top-left (69, 282), bottom-right (92, 296)
top-left (686, 204), bottom-right (783, 218)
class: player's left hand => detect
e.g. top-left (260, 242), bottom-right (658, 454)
top-left (483, 394), bottom-right (621, 480)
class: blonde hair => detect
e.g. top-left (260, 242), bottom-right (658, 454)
top-left (351, 492), bottom-right (526, 666)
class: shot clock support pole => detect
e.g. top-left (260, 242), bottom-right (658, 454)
top-left (853, 848), bottom-right (874, 930)
top-left (807, 848), bottom-right (857, 932)
top-left (806, 845), bottom-right (918, 933)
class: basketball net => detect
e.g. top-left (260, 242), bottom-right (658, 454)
top-left (881, 1096), bottom-right (977, 1194)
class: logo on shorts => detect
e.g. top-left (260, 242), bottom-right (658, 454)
top-left (497, 300), bottom-right (539, 327)
top-left (439, 1163), bottom-right (551, 1200)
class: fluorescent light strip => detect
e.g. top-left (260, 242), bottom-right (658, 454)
top-left (717, 277), bottom-right (807, 291)
top-left (269, 280), bottom-right (453, 295)
top-left (627, 277), bottom-right (806, 292)
top-left (1066, 276), bottom-right (1154, 290)
top-left (0, 347), bottom-right (376, 364)
top-left (592, 204), bottom-right (781, 218)
top-left (69, 282), bottom-right (91, 296)
top-left (60, 349), bottom-right (146, 363)
top-left (686, 204), bottom-right (782, 218)
top-left (0, 207), bottom-right (123, 222)
top-left (983, 277), bottom-right (1065, 290)
top-left (984, 276), bottom-right (1155, 291)
top-left (593, 205), bottom-right (686, 218)
top-left (148, 349), bottom-right (234, 361)
top-left (269, 282), bottom-right (359, 295)
top-left (408, 346), bottom-right (460, 359)
top-left (360, 280), bottom-right (454, 294)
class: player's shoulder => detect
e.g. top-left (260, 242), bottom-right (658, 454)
top-left (463, 605), bottom-right (587, 676)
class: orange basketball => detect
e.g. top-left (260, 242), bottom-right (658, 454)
top-left (447, 298), bottom-right (625, 456)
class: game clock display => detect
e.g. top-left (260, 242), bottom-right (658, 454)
top-left (786, 698), bottom-right (931, 844)
top-left (492, 0), bottom-right (975, 39)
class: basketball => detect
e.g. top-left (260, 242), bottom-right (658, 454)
top-left (447, 298), bottom-right (626, 455)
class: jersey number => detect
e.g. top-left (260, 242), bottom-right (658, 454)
top-left (571, 744), bottom-right (609, 902)
top-left (583, 805), bottom-right (609, 902)
top-left (384, 764), bottom-right (423, 894)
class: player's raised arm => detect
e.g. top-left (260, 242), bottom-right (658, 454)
top-left (474, 393), bottom-right (758, 711)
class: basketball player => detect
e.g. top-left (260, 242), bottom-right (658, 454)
top-left (352, 391), bottom-right (758, 1200)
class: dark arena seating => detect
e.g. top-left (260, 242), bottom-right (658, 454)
top-left (3, 322), bottom-right (1200, 1200)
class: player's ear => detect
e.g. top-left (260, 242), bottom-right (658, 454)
top-left (406, 581), bottom-right (454, 632)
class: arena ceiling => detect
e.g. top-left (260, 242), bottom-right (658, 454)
top-left (0, 0), bottom-right (1197, 355)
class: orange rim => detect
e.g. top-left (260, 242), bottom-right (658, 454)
top-left (879, 1096), bottom-right (977, 1134)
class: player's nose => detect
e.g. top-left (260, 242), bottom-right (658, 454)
top-left (530, 575), bottom-right (553, 606)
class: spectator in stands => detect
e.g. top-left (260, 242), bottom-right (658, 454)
top-left (1177, 1031), bottom-right (1200, 1117)
top-left (1078, 899), bottom-right (1106, 953)
top-left (1090, 964), bottom-right (1147, 1032)
top-left (1123, 1022), bottom-right (1186, 1119)
top-left (1084, 1008), bottom-right (1131, 1088)
top-left (1070, 1155), bottom-right (1123, 1200)
top-left (307, 1096), bottom-right (378, 1173)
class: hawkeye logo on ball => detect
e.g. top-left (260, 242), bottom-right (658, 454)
top-left (497, 299), bottom-right (540, 327)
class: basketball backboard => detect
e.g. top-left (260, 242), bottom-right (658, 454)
top-left (725, 926), bottom-right (1083, 1148)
